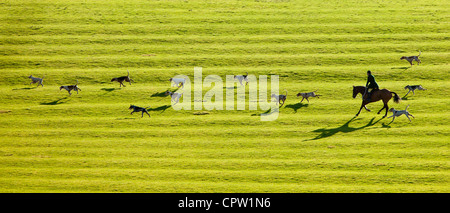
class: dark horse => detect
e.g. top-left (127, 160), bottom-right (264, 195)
top-left (352, 86), bottom-right (401, 117)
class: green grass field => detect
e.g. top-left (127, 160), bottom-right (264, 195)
top-left (0, 0), bottom-right (449, 192)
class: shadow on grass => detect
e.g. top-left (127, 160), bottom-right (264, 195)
top-left (251, 107), bottom-right (279, 116)
top-left (12, 87), bottom-right (38, 90)
top-left (40, 97), bottom-right (68, 105)
top-left (223, 86), bottom-right (238, 90)
top-left (391, 66), bottom-right (411, 70)
top-left (284, 102), bottom-right (308, 113)
top-left (150, 88), bottom-right (181, 98)
top-left (148, 105), bottom-right (171, 113)
top-left (116, 117), bottom-right (137, 120)
top-left (101, 88), bottom-right (121, 92)
top-left (150, 91), bottom-right (169, 97)
top-left (307, 116), bottom-right (384, 141)
top-left (381, 122), bottom-right (393, 128)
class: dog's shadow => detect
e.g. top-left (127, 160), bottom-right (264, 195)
top-left (251, 107), bottom-right (279, 116)
top-left (401, 96), bottom-right (411, 100)
top-left (148, 105), bottom-right (171, 113)
top-left (223, 86), bottom-right (238, 90)
top-left (40, 97), bottom-right (68, 105)
top-left (284, 102), bottom-right (308, 113)
top-left (391, 66), bottom-right (410, 70)
top-left (306, 116), bottom-right (383, 141)
top-left (101, 88), bottom-right (121, 92)
top-left (381, 122), bottom-right (393, 128)
top-left (150, 91), bottom-right (168, 97)
top-left (12, 87), bottom-right (38, 91)
top-left (151, 89), bottom-right (179, 98)
top-left (116, 117), bottom-right (137, 120)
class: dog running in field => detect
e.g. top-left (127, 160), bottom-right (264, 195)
top-left (28, 75), bottom-right (44, 87)
top-left (129, 105), bottom-right (151, 118)
top-left (169, 77), bottom-right (186, 89)
top-left (296, 90), bottom-right (320, 103)
top-left (234, 72), bottom-right (249, 86)
top-left (400, 51), bottom-right (421, 66)
top-left (404, 85), bottom-right (426, 97)
top-left (271, 90), bottom-right (288, 107)
top-left (111, 70), bottom-right (135, 87)
top-left (59, 80), bottom-right (81, 95)
top-left (165, 91), bottom-right (183, 105)
top-left (388, 105), bottom-right (414, 122)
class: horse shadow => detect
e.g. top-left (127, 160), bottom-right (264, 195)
top-left (148, 105), bottom-right (171, 113)
top-left (40, 97), bottom-right (68, 105)
top-left (307, 116), bottom-right (383, 141)
top-left (284, 102), bottom-right (308, 113)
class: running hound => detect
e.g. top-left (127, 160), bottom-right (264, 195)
top-left (28, 75), bottom-right (44, 87)
top-left (388, 105), bottom-right (414, 122)
top-left (296, 90), bottom-right (320, 103)
top-left (111, 70), bottom-right (135, 87)
top-left (404, 85), bottom-right (426, 96)
top-left (59, 80), bottom-right (81, 95)
top-left (234, 72), bottom-right (249, 86)
top-left (400, 51), bottom-right (422, 66)
top-left (271, 90), bottom-right (288, 107)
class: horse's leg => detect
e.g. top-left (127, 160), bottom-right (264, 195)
top-left (383, 102), bottom-right (389, 118)
top-left (356, 102), bottom-right (365, 116)
top-left (378, 93), bottom-right (391, 118)
top-left (377, 104), bottom-right (385, 115)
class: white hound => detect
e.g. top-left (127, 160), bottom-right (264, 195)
top-left (388, 105), bottom-right (414, 122)
top-left (234, 72), bottom-right (249, 86)
top-left (28, 75), bottom-right (44, 87)
top-left (169, 77), bottom-right (186, 89)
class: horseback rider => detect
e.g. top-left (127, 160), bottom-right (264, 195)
top-left (365, 70), bottom-right (379, 102)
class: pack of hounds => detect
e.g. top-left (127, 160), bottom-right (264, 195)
top-left (27, 51), bottom-right (425, 122)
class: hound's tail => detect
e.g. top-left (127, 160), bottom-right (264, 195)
top-left (391, 92), bottom-right (401, 103)
top-left (285, 89), bottom-right (288, 96)
top-left (127, 70), bottom-right (130, 77)
top-left (418, 50), bottom-right (421, 57)
top-left (405, 105), bottom-right (410, 110)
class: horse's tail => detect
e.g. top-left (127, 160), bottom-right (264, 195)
top-left (391, 91), bottom-right (401, 103)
